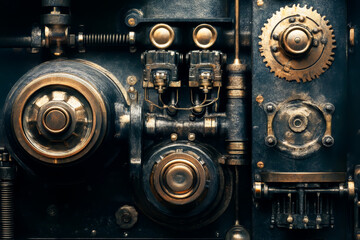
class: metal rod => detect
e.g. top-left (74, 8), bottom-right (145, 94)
top-left (234, 0), bottom-right (240, 64)
top-left (235, 166), bottom-right (240, 225)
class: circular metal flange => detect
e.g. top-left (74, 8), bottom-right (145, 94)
top-left (264, 98), bottom-right (334, 158)
top-left (259, 4), bottom-right (336, 82)
top-left (193, 24), bottom-right (218, 49)
top-left (152, 152), bottom-right (207, 206)
top-left (138, 141), bottom-right (232, 230)
top-left (149, 24), bottom-right (175, 49)
top-left (12, 73), bottom-right (107, 164)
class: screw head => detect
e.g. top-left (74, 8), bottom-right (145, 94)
top-left (313, 28), bottom-right (319, 34)
top-left (299, 16), bottom-right (305, 22)
top-left (289, 17), bottom-right (296, 23)
top-left (287, 215), bottom-right (294, 223)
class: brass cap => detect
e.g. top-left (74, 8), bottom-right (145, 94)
top-left (149, 24), bottom-right (175, 49)
top-left (281, 26), bottom-right (312, 55)
top-left (193, 24), bottom-right (217, 49)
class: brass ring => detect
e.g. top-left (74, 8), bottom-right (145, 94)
top-left (12, 73), bottom-right (107, 164)
top-left (149, 24), bottom-right (175, 49)
top-left (193, 24), bottom-right (217, 49)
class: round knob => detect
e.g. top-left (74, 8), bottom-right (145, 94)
top-left (281, 26), bottom-right (313, 55)
top-left (163, 162), bottom-right (196, 194)
top-left (42, 107), bottom-right (70, 133)
top-left (152, 152), bottom-right (207, 206)
top-left (193, 24), bottom-right (217, 49)
top-left (150, 24), bottom-right (175, 49)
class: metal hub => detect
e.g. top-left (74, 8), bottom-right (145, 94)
top-left (259, 4), bottom-right (336, 82)
top-left (12, 73), bottom-right (107, 164)
top-left (281, 26), bottom-right (312, 55)
top-left (151, 151), bottom-right (207, 205)
top-left (163, 162), bottom-right (196, 194)
top-left (42, 107), bottom-right (70, 133)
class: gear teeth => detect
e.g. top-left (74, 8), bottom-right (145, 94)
top-left (258, 4), bottom-right (335, 82)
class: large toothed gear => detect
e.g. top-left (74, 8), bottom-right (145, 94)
top-left (259, 4), bottom-right (336, 82)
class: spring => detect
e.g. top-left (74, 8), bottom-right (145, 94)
top-left (0, 181), bottom-right (14, 240)
top-left (83, 33), bottom-right (130, 47)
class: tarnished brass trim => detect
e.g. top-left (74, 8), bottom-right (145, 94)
top-left (227, 90), bottom-right (246, 98)
top-left (204, 117), bottom-right (217, 136)
top-left (149, 23), bottom-right (175, 49)
top-left (193, 24), bottom-right (218, 49)
top-left (348, 180), bottom-right (355, 198)
top-left (254, 182), bottom-right (262, 198)
top-left (260, 172), bottom-right (346, 183)
top-left (227, 142), bottom-right (246, 151)
top-left (350, 27), bottom-right (355, 47)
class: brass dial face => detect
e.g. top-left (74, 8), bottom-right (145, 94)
top-left (259, 5), bottom-right (336, 82)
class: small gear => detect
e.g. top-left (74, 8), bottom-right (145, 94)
top-left (259, 4), bottom-right (336, 82)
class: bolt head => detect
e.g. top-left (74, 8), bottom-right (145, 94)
top-left (257, 161), bottom-right (264, 168)
top-left (313, 39), bottom-right (319, 47)
top-left (273, 33), bottom-right (279, 40)
top-left (271, 45), bottom-right (278, 52)
top-left (325, 103), bottom-right (335, 113)
top-left (265, 103), bottom-right (275, 113)
top-left (188, 133), bottom-right (196, 141)
top-left (322, 135), bottom-right (334, 147)
top-left (128, 18), bottom-right (136, 27)
top-left (265, 135), bottom-right (277, 147)
top-left (170, 133), bottom-right (178, 141)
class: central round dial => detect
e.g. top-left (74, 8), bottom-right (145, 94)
top-left (43, 107), bottom-right (70, 133)
top-left (281, 26), bottom-right (313, 55)
top-left (163, 162), bottom-right (196, 194)
top-left (152, 152), bottom-right (208, 206)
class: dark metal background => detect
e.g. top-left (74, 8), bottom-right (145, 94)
top-left (0, 0), bottom-right (356, 239)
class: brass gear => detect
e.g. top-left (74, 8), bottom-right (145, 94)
top-left (259, 4), bottom-right (336, 82)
